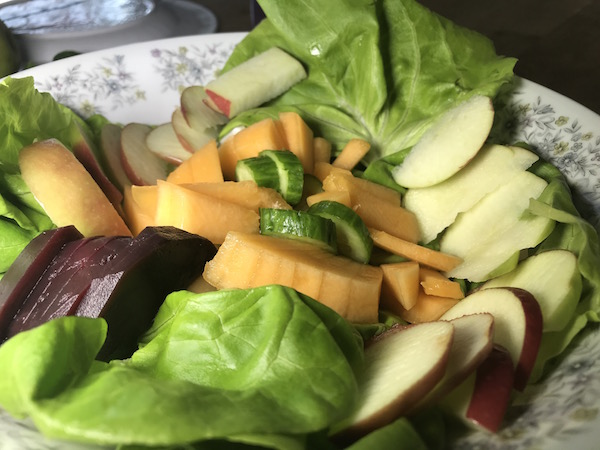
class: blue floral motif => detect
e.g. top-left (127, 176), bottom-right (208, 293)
top-left (492, 84), bottom-right (600, 231)
top-left (151, 42), bottom-right (236, 92)
top-left (35, 55), bottom-right (144, 117)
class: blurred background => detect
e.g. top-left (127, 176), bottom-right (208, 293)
top-left (1, 0), bottom-right (598, 114)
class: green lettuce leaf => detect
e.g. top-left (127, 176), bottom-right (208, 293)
top-left (0, 285), bottom-right (362, 447)
top-left (222, 0), bottom-right (516, 163)
top-left (0, 77), bottom-right (106, 274)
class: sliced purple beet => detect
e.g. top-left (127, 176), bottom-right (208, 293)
top-left (0, 226), bottom-right (83, 342)
top-left (75, 226), bottom-right (217, 360)
top-left (5, 236), bottom-right (128, 339)
top-left (1, 226), bottom-right (216, 361)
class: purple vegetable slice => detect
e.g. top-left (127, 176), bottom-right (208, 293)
top-left (0, 226), bottom-right (83, 341)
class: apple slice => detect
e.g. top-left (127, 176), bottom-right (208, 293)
top-left (392, 95), bottom-right (494, 188)
top-left (440, 287), bottom-right (543, 390)
top-left (99, 123), bottom-right (132, 191)
top-left (404, 144), bottom-right (539, 243)
top-left (439, 170), bottom-right (555, 282)
top-left (440, 345), bottom-right (515, 433)
top-left (337, 321), bottom-right (454, 439)
top-left (204, 47), bottom-right (307, 118)
top-left (409, 313), bottom-right (494, 412)
top-left (120, 123), bottom-right (169, 185)
top-left (70, 120), bottom-right (123, 208)
top-left (145, 122), bottom-right (192, 165)
top-left (18, 139), bottom-right (132, 238)
top-left (180, 85), bottom-right (228, 131)
top-left (481, 250), bottom-right (582, 332)
top-left (171, 107), bottom-right (217, 153)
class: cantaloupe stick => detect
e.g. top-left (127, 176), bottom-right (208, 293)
top-left (181, 180), bottom-right (291, 212)
top-left (202, 234), bottom-right (260, 288)
top-left (306, 190), bottom-right (352, 208)
top-left (233, 118), bottom-right (287, 159)
top-left (274, 119), bottom-right (289, 150)
top-left (279, 111), bottom-right (314, 174)
top-left (123, 185), bottom-right (157, 235)
top-left (314, 161), bottom-right (346, 182)
top-left (166, 139), bottom-right (224, 184)
top-left (314, 137), bottom-right (332, 164)
top-left (419, 267), bottom-right (465, 299)
top-left (380, 261), bottom-right (420, 311)
top-left (370, 228), bottom-right (462, 272)
top-left (332, 138), bottom-right (371, 170)
top-left (395, 289), bottom-right (460, 323)
top-left (324, 175), bottom-right (416, 242)
top-left (155, 181), bottom-right (259, 244)
top-left (319, 164), bottom-right (401, 206)
top-left (203, 231), bottom-right (382, 323)
top-left (218, 136), bottom-right (238, 181)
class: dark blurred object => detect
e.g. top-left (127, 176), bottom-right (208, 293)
top-left (250, 0), bottom-right (265, 27)
top-left (0, 18), bottom-right (20, 76)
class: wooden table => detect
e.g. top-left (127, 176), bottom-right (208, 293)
top-left (198, 0), bottom-right (600, 115)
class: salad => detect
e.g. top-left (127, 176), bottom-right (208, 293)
top-left (1, 0), bottom-right (600, 449)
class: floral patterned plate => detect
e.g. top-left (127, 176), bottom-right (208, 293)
top-left (2, 32), bottom-right (600, 450)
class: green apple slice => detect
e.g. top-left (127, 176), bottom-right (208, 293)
top-left (404, 144), bottom-right (539, 243)
top-left (171, 107), bottom-right (217, 153)
top-left (204, 47), bottom-right (307, 118)
top-left (481, 250), bottom-right (582, 332)
top-left (440, 171), bottom-right (555, 282)
top-left (145, 122), bottom-right (192, 165)
top-left (392, 95), bottom-right (494, 189)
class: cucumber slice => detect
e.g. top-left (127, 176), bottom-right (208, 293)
top-left (259, 208), bottom-right (337, 252)
top-left (308, 200), bottom-right (373, 263)
top-left (261, 150), bottom-right (304, 205)
top-left (235, 156), bottom-right (279, 190)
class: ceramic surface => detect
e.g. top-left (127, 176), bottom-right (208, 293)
top-left (3, 32), bottom-right (600, 450)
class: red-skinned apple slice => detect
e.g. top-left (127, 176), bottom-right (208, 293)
top-left (71, 120), bottom-right (123, 208)
top-left (392, 95), bottom-right (495, 188)
top-left (336, 321), bottom-right (454, 440)
top-left (145, 122), bottom-right (192, 165)
top-left (171, 107), bottom-right (217, 152)
top-left (440, 344), bottom-right (515, 433)
top-left (204, 47), bottom-right (307, 118)
top-left (120, 123), bottom-right (169, 185)
top-left (99, 123), bottom-right (132, 191)
top-left (440, 287), bottom-right (543, 390)
top-left (180, 85), bottom-right (227, 131)
top-left (408, 313), bottom-right (494, 412)
top-left (481, 249), bottom-right (582, 332)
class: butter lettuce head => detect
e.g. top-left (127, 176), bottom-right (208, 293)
top-left (223, 0), bottom-right (517, 163)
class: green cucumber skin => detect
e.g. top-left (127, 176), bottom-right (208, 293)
top-left (261, 150), bottom-right (304, 205)
top-left (308, 200), bottom-right (373, 264)
top-left (235, 156), bottom-right (280, 190)
top-left (259, 208), bottom-right (338, 253)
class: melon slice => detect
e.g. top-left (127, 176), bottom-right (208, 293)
top-left (203, 231), bottom-right (383, 323)
top-left (154, 181), bottom-right (259, 245)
